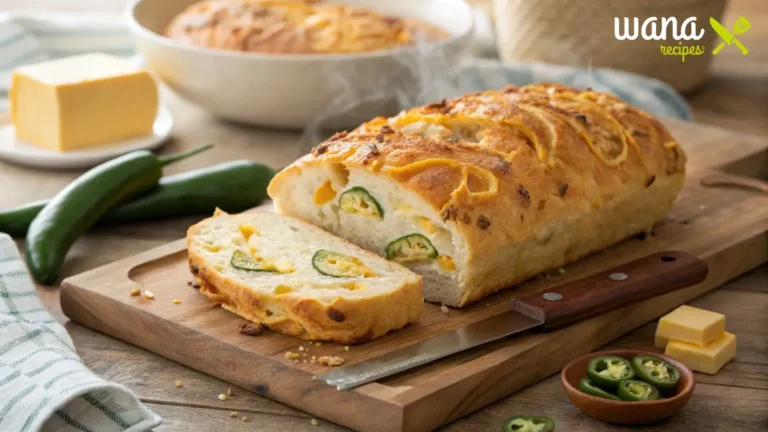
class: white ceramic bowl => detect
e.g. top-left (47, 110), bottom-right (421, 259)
top-left (126, 0), bottom-right (474, 130)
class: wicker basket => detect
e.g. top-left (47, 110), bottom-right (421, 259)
top-left (493, 0), bottom-right (727, 93)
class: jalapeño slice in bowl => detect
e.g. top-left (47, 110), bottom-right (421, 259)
top-left (586, 355), bottom-right (636, 390)
top-left (617, 379), bottom-right (660, 402)
top-left (631, 355), bottom-right (680, 393)
top-left (578, 378), bottom-right (620, 401)
top-left (231, 250), bottom-right (275, 272)
top-left (312, 250), bottom-right (374, 278)
top-left (385, 234), bottom-right (438, 262)
top-left (503, 416), bottom-right (555, 432)
top-left (339, 187), bottom-right (384, 219)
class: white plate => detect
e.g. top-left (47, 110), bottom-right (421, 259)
top-left (0, 106), bottom-right (172, 170)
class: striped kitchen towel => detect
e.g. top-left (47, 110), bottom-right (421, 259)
top-left (0, 233), bottom-right (161, 432)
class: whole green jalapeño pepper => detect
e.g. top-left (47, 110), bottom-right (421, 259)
top-left (502, 416), bottom-right (555, 432)
top-left (578, 378), bottom-right (620, 401)
top-left (0, 160), bottom-right (274, 236)
top-left (631, 355), bottom-right (680, 394)
top-left (617, 379), bottom-right (661, 401)
top-left (586, 355), bottom-right (636, 391)
top-left (25, 145), bottom-right (212, 284)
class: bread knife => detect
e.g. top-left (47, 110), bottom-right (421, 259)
top-left (315, 251), bottom-right (708, 390)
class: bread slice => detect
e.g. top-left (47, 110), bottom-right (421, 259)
top-left (187, 209), bottom-right (422, 343)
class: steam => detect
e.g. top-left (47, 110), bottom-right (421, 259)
top-left (297, 38), bottom-right (466, 158)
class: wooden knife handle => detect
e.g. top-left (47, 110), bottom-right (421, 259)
top-left (512, 251), bottom-right (708, 331)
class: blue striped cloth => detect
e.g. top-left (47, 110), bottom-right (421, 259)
top-left (0, 11), bottom-right (692, 120)
top-left (0, 234), bottom-right (161, 432)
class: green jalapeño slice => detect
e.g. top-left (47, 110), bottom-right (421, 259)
top-left (587, 355), bottom-right (636, 390)
top-left (578, 378), bottom-right (620, 400)
top-left (231, 250), bottom-right (275, 272)
top-left (385, 234), bottom-right (438, 262)
top-left (617, 379), bottom-right (661, 401)
top-left (502, 416), bottom-right (555, 432)
top-left (339, 187), bottom-right (383, 219)
top-left (631, 355), bottom-right (681, 394)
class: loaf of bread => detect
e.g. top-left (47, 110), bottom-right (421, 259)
top-left (187, 210), bottom-right (422, 343)
top-left (165, 0), bottom-right (449, 54)
top-left (268, 84), bottom-right (687, 307)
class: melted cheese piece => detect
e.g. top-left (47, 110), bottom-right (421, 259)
top-left (10, 53), bottom-right (158, 151)
top-left (314, 180), bottom-right (337, 205)
top-left (239, 224), bottom-right (259, 240)
top-left (388, 158), bottom-right (499, 210)
top-left (437, 255), bottom-right (456, 271)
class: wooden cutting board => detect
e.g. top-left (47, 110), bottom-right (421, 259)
top-left (61, 148), bottom-right (768, 432)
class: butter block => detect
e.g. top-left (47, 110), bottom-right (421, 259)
top-left (656, 305), bottom-right (725, 347)
top-left (654, 333), bottom-right (669, 349)
top-left (10, 53), bottom-right (158, 151)
top-left (665, 332), bottom-right (736, 374)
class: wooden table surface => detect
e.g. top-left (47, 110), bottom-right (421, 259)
top-left (1, 0), bottom-right (767, 430)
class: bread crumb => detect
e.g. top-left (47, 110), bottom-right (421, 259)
top-left (299, 346), bottom-right (305, 352)
top-left (227, 388), bottom-right (232, 397)
top-left (130, 289), bottom-right (141, 296)
top-left (311, 418), bottom-right (318, 426)
top-left (175, 380), bottom-right (183, 388)
top-left (218, 394), bottom-right (227, 401)
top-left (440, 304), bottom-right (449, 313)
top-left (315, 342), bottom-right (323, 347)
top-left (303, 360), bottom-right (308, 363)
top-left (173, 299), bottom-right (182, 304)
top-left (241, 416), bottom-right (249, 422)
top-left (144, 290), bottom-right (155, 299)
top-left (230, 412), bottom-right (238, 417)
top-left (344, 346), bottom-right (350, 351)
top-left (318, 356), bottom-right (345, 367)
top-left (558, 268), bottom-right (566, 274)
top-left (238, 322), bottom-right (263, 336)
top-left (285, 351), bottom-right (300, 360)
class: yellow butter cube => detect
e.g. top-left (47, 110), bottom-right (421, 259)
top-left (10, 53), bottom-right (158, 151)
top-left (656, 305), bottom-right (725, 347)
top-left (665, 332), bottom-right (736, 374)
top-left (654, 333), bottom-right (669, 349)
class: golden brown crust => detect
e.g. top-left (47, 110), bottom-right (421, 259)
top-left (269, 83), bottom-right (687, 306)
top-left (187, 215), bottom-right (423, 344)
top-left (165, 0), bottom-right (449, 54)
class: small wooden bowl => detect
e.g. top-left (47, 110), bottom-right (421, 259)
top-left (561, 349), bottom-right (695, 425)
